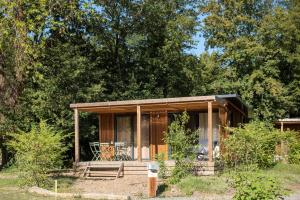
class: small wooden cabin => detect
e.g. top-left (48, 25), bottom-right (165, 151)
top-left (70, 94), bottom-right (247, 175)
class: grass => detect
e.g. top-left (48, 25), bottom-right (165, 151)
top-left (49, 176), bottom-right (78, 193)
top-left (177, 175), bottom-right (229, 195)
top-left (176, 163), bottom-right (300, 196)
top-left (0, 177), bottom-right (19, 187)
top-left (265, 163), bottom-right (300, 185)
top-left (0, 166), bottom-right (78, 192)
top-left (0, 169), bottom-right (79, 200)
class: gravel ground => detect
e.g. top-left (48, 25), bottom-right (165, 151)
top-left (72, 176), bottom-right (149, 198)
top-left (71, 176), bottom-right (234, 199)
top-left (285, 192), bottom-right (300, 200)
top-left (71, 176), bottom-right (300, 200)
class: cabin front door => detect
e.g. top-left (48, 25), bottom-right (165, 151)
top-left (150, 112), bottom-right (168, 160)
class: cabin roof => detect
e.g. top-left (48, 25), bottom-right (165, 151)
top-left (70, 94), bottom-right (247, 114)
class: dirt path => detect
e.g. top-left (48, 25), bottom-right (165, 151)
top-left (71, 176), bottom-right (234, 199)
top-left (285, 184), bottom-right (300, 200)
top-left (72, 176), bottom-right (149, 198)
top-left (71, 176), bottom-right (300, 199)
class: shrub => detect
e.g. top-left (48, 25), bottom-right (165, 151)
top-left (232, 172), bottom-right (284, 200)
top-left (223, 121), bottom-right (280, 169)
top-left (280, 130), bottom-right (300, 164)
top-left (155, 153), bottom-right (167, 179)
top-left (164, 111), bottom-right (198, 184)
top-left (8, 121), bottom-right (68, 187)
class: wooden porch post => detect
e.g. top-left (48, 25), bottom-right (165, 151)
top-left (218, 107), bottom-right (226, 154)
top-left (280, 121), bottom-right (286, 162)
top-left (208, 102), bottom-right (213, 162)
top-left (137, 105), bottom-right (142, 161)
top-left (74, 108), bottom-right (80, 163)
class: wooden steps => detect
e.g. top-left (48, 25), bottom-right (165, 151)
top-left (82, 162), bottom-right (124, 179)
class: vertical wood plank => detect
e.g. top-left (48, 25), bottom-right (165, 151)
top-left (280, 121), bottom-right (285, 161)
top-left (164, 110), bottom-right (168, 160)
top-left (208, 102), bottom-right (213, 162)
top-left (98, 114), bottom-right (101, 142)
top-left (137, 105), bottom-right (142, 161)
top-left (100, 114), bottom-right (114, 143)
top-left (218, 107), bottom-right (226, 154)
top-left (224, 110), bottom-right (228, 138)
top-left (218, 108), bottom-right (222, 153)
top-left (74, 108), bottom-right (80, 163)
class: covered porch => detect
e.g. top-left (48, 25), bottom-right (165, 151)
top-left (70, 95), bottom-right (247, 173)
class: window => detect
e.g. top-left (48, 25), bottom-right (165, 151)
top-left (198, 112), bottom-right (219, 148)
top-left (115, 115), bottom-right (150, 160)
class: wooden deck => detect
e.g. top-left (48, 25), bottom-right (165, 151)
top-left (76, 160), bottom-right (217, 176)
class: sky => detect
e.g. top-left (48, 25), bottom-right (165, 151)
top-left (187, 35), bottom-right (206, 55)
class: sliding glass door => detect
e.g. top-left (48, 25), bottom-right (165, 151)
top-left (115, 115), bottom-right (150, 160)
top-left (198, 112), bottom-right (219, 148)
top-left (115, 116), bottom-right (134, 159)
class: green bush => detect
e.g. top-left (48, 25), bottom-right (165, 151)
top-left (280, 130), bottom-right (300, 164)
top-left (8, 121), bottom-right (68, 187)
top-left (164, 111), bottom-right (198, 184)
top-left (232, 172), bottom-right (284, 200)
top-left (223, 121), bottom-right (280, 169)
top-left (155, 153), bottom-right (167, 179)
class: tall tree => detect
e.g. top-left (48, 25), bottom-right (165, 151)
top-left (0, 0), bottom-right (52, 164)
top-left (199, 0), bottom-right (298, 120)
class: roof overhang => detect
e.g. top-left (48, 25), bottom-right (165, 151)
top-left (276, 118), bottom-right (300, 125)
top-left (70, 94), bottom-right (245, 113)
top-left (71, 95), bottom-right (226, 113)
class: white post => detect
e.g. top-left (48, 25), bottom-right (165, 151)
top-left (55, 179), bottom-right (58, 198)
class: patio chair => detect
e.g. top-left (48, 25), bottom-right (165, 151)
top-left (114, 142), bottom-right (128, 161)
top-left (89, 142), bottom-right (100, 161)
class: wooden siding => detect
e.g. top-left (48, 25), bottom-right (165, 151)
top-left (218, 107), bottom-right (227, 153)
top-left (150, 112), bottom-right (168, 160)
top-left (99, 113), bottom-right (114, 143)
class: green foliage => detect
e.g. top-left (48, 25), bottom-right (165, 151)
top-left (164, 111), bottom-right (198, 184)
top-left (223, 120), bottom-right (300, 169)
top-left (0, 0), bottom-right (199, 164)
top-left (200, 0), bottom-right (300, 120)
top-left (8, 121), bottom-right (68, 187)
top-left (1, 0), bottom-right (300, 167)
top-left (223, 121), bottom-right (280, 169)
top-left (155, 153), bottom-right (167, 179)
top-left (280, 130), bottom-right (300, 164)
top-left (232, 172), bottom-right (284, 200)
top-left (176, 163), bottom-right (300, 198)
